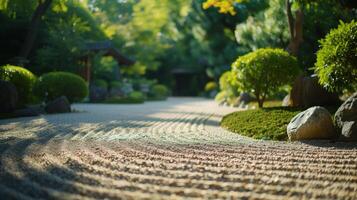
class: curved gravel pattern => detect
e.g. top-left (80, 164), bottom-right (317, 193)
top-left (0, 98), bottom-right (356, 199)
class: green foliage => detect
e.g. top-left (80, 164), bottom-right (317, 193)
top-left (103, 96), bottom-right (144, 104)
top-left (150, 84), bottom-right (169, 100)
top-left (221, 107), bottom-right (303, 141)
top-left (215, 90), bottom-right (238, 105)
top-left (92, 56), bottom-right (119, 83)
top-left (215, 71), bottom-right (239, 105)
top-left (219, 71), bottom-right (238, 91)
top-left (110, 81), bottom-right (122, 89)
top-left (298, 0), bottom-right (353, 69)
top-left (35, 0), bottom-right (107, 74)
top-left (204, 81), bottom-right (217, 92)
top-left (104, 90), bottom-right (145, 104)
top-left (315, 20), bottom-right (357, 92)
top-left (0, 65), bottom-right (36, 105)
top-left (34, 72), bottom-right (88, 102)
top-left (129, 91), bottom-right (145, 100)
top-left (92, 79), bottom-right (108, 89)
top-left (235, 0), bottom-right (289, 53)
top-left (232, 48), bottom-right (300, 107)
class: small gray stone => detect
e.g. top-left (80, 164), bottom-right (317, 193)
top-left (287, 106), bottom-right (337, 141)
top-left (45, 96), bottom-right (71, 114)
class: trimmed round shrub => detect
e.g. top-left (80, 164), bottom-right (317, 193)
top-left (315, 20), bottom-right (357, 92)
top-left (151, 84), bottom-right (169, 100)
top-left (232, 48), bottom-right (300, 108)
top-left (129, 91), bottom-right (145, 100)
top-left (34, 72), bottom-right (88, 102)
top-left (0, 65), bottom-right (36, 105)
top-left (92, 79), bottom-right (108, 89)
top-left (204, 81), bottom-right (218, 92)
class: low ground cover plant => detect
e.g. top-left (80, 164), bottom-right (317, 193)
top-left (221, 107), bottom-right (302, 140)
top-left (222, 106), bottom-right (339, 141)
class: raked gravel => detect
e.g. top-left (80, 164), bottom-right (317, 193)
top-left (0, 97), bottom-right (356, 199)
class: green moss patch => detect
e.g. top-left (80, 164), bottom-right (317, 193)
top-left (221, 107), bottom-right (303, 141)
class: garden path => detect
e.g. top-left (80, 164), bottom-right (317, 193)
top-left (0, 98), bottom-right (356, 199)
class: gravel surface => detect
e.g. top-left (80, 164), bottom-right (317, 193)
top-left (0, 97), bottom-right (356, 199)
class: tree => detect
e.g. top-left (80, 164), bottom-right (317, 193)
top-left (19, 0), bottom-right (53, 61)
top-left (235, 0), bottom-right (289, 53)
top-left (203, 0), bottom-right (354, 57)
top-left (35, 0), bottom-right (107, 74)
top-left (232, 48), bottom-right (299, 108)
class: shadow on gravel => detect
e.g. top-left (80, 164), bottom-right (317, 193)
top-left (0, 125), bottom-right (84, 199)
top-left (300, 140), bottom-right (357, 149)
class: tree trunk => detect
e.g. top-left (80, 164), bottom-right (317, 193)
top-left (258, 99), bottom-right (264, 108)
top-left (255, 91), bottom-right (264, 108)
top-left (19, 0), bottom-right (52, 61)
top-left (285, 0), bottom-right (304, 56)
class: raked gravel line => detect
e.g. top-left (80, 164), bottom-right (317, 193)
top-left (0, 97), bottom-right (356, 199)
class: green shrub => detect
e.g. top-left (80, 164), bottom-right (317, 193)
top-left (0, 65), bottom-right (36, 105)
top-left (204, 81), bottom-right (218, 92)
top-left (129, 91), bottom-right (145, 100)
top-left (215, 71), bottom-right (240, 105)
top-left (110, 81), bottom-right (122, 88)
top-left (150, 84), bottom-right (169, 100)
top-left (219, 71), bottom-right (238, 91)
top-left (103, 91), bottom-right (145, 104)
top-left (93, 79), bottom-right (108, 89)
top-left (232, 48), bottom-right (300, 108)
top-left (34, 72), bottom-right (88, 103)
top-left (315, 20), bottom-right (357, 92)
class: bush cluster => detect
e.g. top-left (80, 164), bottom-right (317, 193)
top-left (149, 84), bottom-right (169, 100)
top-left (104, 91), bottom-right (145, 104)
top-left (93, 79), bottom-right (108, 89)
top-left (34, 72), bottom-right (88, 103)
top-left (215, 71), bottom-right (239, 105)
top-left (0, 65), bottom-right (36, 105)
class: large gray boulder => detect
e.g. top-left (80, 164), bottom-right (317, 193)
top-left (335, 93), bottom-right (357, 141)
top-left (0, 80), bottom-right (18, 113)
top-left (287, 106), bottom-right (337, 141)
top-left (45, 96), bottom-right (71, 114)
